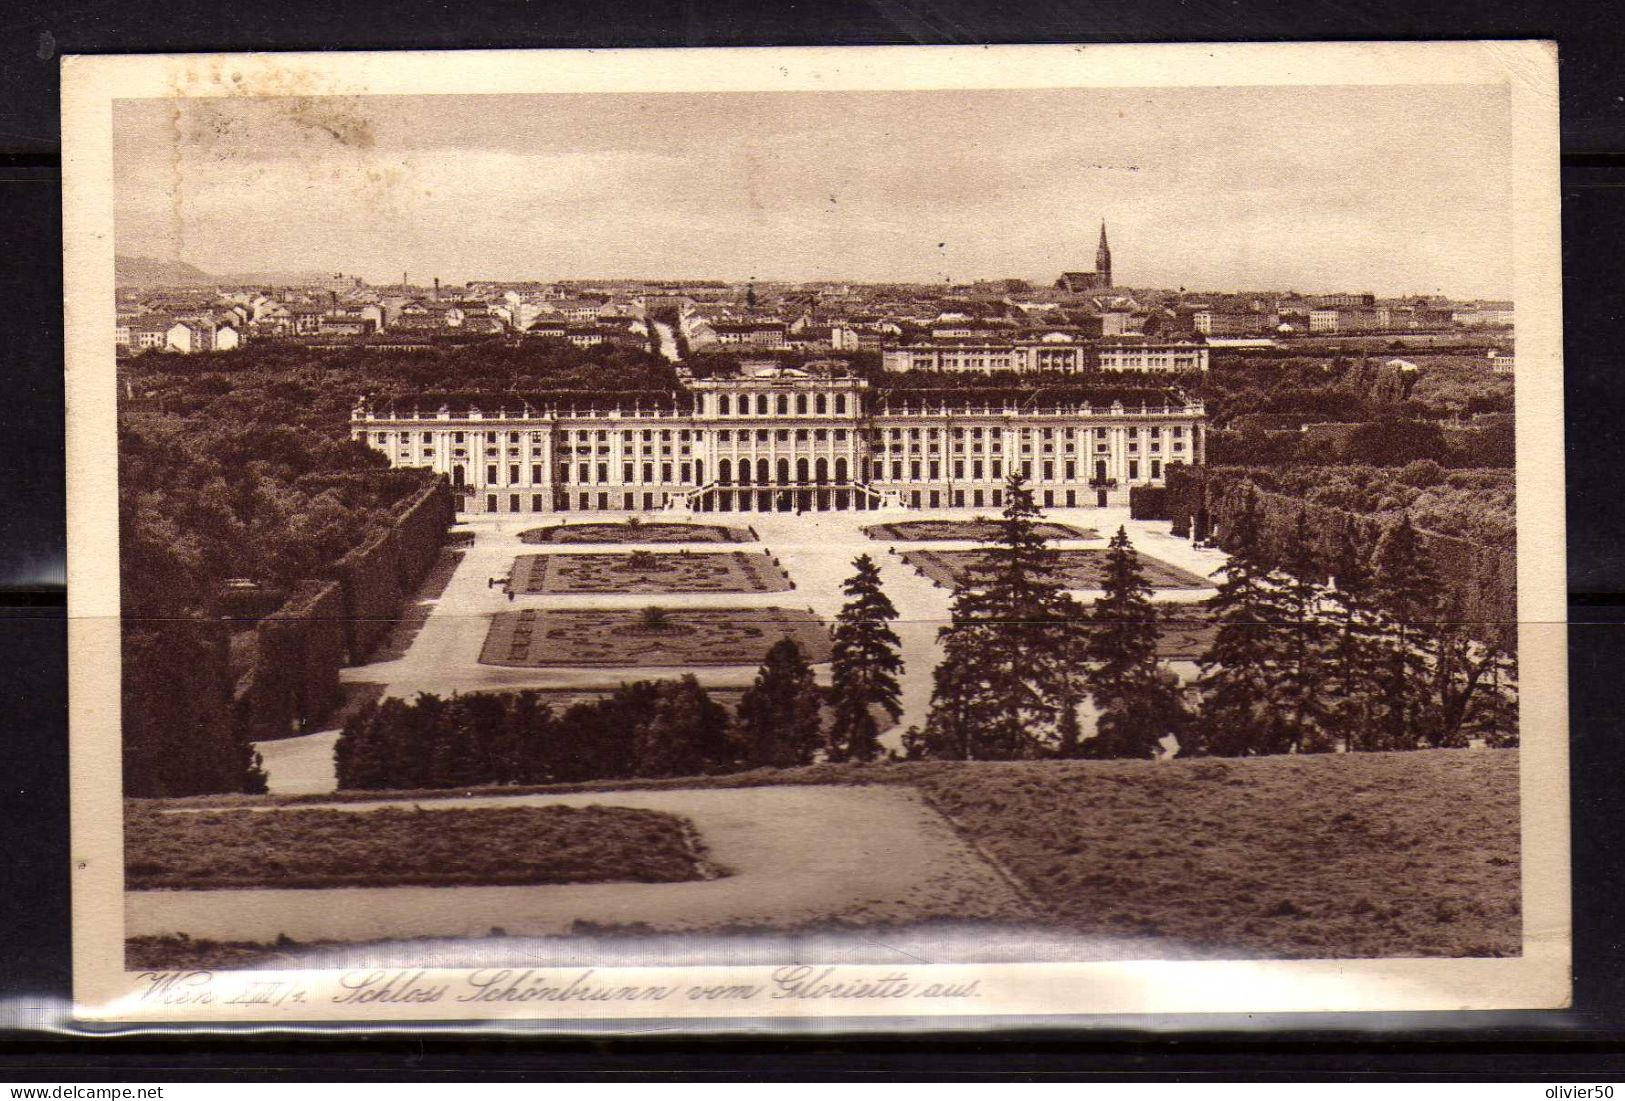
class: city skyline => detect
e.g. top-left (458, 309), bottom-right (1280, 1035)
top-left (114, 83), bottom-right (1514, 298)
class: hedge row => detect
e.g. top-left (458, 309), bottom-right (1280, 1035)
top-left (234, 476), bottom-right (455, 741)
top-left (126, 618), bottom-right (256, 798)
top-left (1128, 485), bottom-right (1168, 521)
top-left (234, 580), bottom-right (347, 743)
top-left (1165, 465), bottom-right (1516, 650)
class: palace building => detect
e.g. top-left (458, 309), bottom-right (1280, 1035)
top-left (352, 369), bottom-right (1206, 516)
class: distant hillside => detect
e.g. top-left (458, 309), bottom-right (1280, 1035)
top-left (115, 255), bottom-right (215, 286)
top-left (215, 270), bottom-right (334, 287)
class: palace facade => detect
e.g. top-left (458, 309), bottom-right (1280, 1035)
top-left (352, 371), bottom-right (1206, 516)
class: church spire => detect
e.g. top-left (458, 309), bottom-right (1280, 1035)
top-left (1095, 221), bottom-right (1112, 288)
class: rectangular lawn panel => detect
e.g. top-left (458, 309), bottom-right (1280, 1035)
top-left (126, 804), bottom-right (710, 890)
top-left (912, 751), bottom-right (1520, 959)
top-left (481, 607), bottom-right (833, 667)
top-left (521, 521), bottom-right (754, 544)
top-left (511, 551), bottom-right (792, 594)
top-left (864, 519), bottom-right (1097, 542)
top-left (902, 548), bottom-right (1210, 590)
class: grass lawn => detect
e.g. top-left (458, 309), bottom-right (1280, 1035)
top-left (126, 804), bottom-right (714, 890)
top-left (909, 751), bottom-right (1520, 959)
top-left (131, 750), bottom-right (1519, 960)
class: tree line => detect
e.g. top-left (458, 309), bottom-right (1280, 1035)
top-left (907, 474), bottom-right (1516, 760)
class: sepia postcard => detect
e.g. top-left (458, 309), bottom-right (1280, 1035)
top-left (63, 41), bottom-right (1569, 1028)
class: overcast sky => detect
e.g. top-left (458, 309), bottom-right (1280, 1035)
top-left (113, 84), bottom-right (1512, 296)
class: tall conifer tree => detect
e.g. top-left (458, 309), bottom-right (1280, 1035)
top-left (828, 553), bottom-right (905, 762)
top-left (1369, 514), bottom-right (1438, 751)
top-left (1322, 515), bottom-right (1386, 751)
top-left (1081, 526), bottom-right (1187, 758)
top-left (1193, 487), bottom-right (1293, 756)
top-left (1273, 510), bottom-right (1335, 752)
top-left (919, 473), bottom-right (1078, 759)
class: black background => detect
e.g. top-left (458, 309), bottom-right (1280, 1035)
top-left (2, 0), bottom-right (1624, 1080)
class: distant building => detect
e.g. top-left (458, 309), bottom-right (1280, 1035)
top-left (881, 337), bottom-right (1207, 374)
top-left (712, 321), bottom-right (787, 349)
top-left (1454, 302), bottom-right (1515, 328)
top-left (1055, 222), bottom-right (1113, 293)
top-left (1312, 292), bottom-right (1376, 308)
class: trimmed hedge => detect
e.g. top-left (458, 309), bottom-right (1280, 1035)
top-left (236, 581), bottom-right (347, 742)
top-left (1166, 465), bottom-right (1516, 649)
top-left (1128, 485), bottom-right (1169, 521)
top-left (332, 477), bottom-right (455, 663)
top-left (236, 476), bottom-right (454, 742)
top-left (126, 618), bottom-right (253, 797)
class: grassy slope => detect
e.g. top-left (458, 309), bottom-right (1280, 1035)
top-left (128, 750), bottom-right (1519, 960)
top-left (913, 751), bottom-right (1520, 958)
top-left (126, 804), bottom-right (711, 890)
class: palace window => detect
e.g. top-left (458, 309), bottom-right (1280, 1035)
top-left (531, 464), bottom-right (542, 483)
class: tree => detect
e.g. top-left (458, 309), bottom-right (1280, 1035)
top-left (827, 554), bottom-right (905, 762)
top-left (917, 473), bottom-right (1078, 759)
top-left (738, 638), bottom-right (825, 769)
top-left (334, 700), bottom-right (387, 789)
top-left (1271, 510), bottom-right (1335, 752)
top-left (1321, 516), bottom-right (1387, 752)
top-left (1080, 526), bottom-right (1188, 758)
top-left (912, 585), bottom-right (997, 760)
top-left (635, 676), bottom-right (740, 777)
top-left (1367, 515), bottom-right (1439, 750)
top-left (509, 689), bottom-right (557, 784)
top-left (1192, 488), bottom-right (1295, 756)
top-left (1426, 590), bottom-right (1510, 749)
